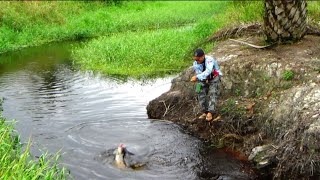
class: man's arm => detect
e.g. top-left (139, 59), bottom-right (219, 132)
top-left (193, 61), bottom-right (202, 74)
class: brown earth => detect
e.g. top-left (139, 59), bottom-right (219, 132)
top-left (147, 35), bottom-right (320, 179)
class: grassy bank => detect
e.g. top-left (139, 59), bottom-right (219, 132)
top-left (72, 1), bottom-right (264, 79)
top-left (0, 1), bottom-right (264, 78)
top-left (1, 1), bottom-right (319, 79)
top-left (71, 1), bottom-right (320, 79)
top-left (0, 1), bottom-right (115, 53)
top-left (0, 101), bottom-right (67, 179)
top-left (0, 1), bottom-right (234, 54)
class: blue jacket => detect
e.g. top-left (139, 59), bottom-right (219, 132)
top-left (193, 55), bottom-right (222, 81)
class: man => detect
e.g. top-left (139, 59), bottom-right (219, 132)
top-left (190, 48), bottom-right (222, 121)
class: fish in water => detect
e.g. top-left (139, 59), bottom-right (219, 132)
top-left (114, 144), bottom-right (129, 168)
top-left (113, 144), bottom-right (145, 169)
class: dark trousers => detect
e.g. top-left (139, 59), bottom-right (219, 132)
top-left (197, 76), bottom-right (221, 114)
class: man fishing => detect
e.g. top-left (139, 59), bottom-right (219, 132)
top-left (190, 48), bottom-right (222, 121)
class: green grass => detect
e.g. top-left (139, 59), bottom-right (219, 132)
top-left (71, 1), bottom-right (264, 79)
top-left (1, 1), bottom-right (320, 79)
top-left (0, 100), bottom-right (68, 179)
top-left (309, 1), bottom-right (320, 25)
top-left (282, 70), bottom-right (295, 81)
top-left (0, 1), bottom-right (227, 54)
top-left (73, 27), bottom-right (195, 79)
top-left (0, 1), bottom-right (109, 53)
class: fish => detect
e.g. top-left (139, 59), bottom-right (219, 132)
top-left (114, 144), bottom-right (128, 168)
top-left (113, 144), bottom-right (145, 169)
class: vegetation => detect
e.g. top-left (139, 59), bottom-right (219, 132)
top-left (282, 70), bottom-right (295, 81)
top-left (71, 1), bottom-right (264, 79)
top-left (0, 1), bottom-right (113, 53)
top-left (0, 101), bottom-right (68, 179)
top-left (1, 1), bottom-right (320, 179)
top-left (1, 1), bottom-right (319, 79)
top-left (1, 1), bottom-right (320, 78)
top-left (306, 1), bottom-right (320, 25)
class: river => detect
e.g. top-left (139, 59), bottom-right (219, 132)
top-left (0, 42), bottom-right (254, 180)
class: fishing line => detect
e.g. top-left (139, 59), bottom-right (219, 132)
top-left (141, 73), bottom-right (227, 98)
top-left (142, 79), bottom-right (196, 95)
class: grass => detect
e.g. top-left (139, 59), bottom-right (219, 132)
top-left (282, 70), bottom-right (295, 81)
top-left (0, 114), bottom-right (68, 179)
top-left (0, 1), bottom-right (265, 78)
top-left (73, 27), bottom-right (197, 79)
top-left (309, 1), bottom-right (320, 25)
top-left (0, 1), bottom-right (110, 53)
top-left (1, 1), bottom-right (320, 79)
top-left (71, 1), bottom-right (264, 79)
top-left (0, 1), bottom-right (226, 53)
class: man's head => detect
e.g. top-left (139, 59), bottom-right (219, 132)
top-left (193, 48), bottom-right (205, 64)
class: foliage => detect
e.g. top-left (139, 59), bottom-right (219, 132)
top-left (0, 106), bottom-right (68, 179)
top-left (282, 70), bottom-right (295, 81)
top-left (71, 1), bottom-right (264, 79)
top-left (308, 1), bottom-right (320, 25)
top-left (235, 88), bottom-right (242, 96)
top-left (72, 28), bottom-right (198, 79)
top-left (0, 1), bottom-right (104, 53)
top-left (1, 1), bottom-right (320, 79)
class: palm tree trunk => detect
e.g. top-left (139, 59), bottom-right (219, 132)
top-left (264, 0), bottom-right (307, 43)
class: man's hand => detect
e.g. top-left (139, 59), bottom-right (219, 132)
top-left (190, 76), bottom-right (197, 82)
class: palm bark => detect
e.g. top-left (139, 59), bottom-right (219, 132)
top-left (264, 0), bottom-right (307, 43)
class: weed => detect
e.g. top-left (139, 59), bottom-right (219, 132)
top-left (281, 81), bottom-right (293, 90)
top-left (282, 70), bottom-right (294, 81)
top-left (221, 98), bottom-right (237, 114)
top-left (263, 74), bottom-right (271, 81)
top-left (0, 116), bottom-right (68, 179)
top-left (235, 88), bottom-right (242, 96)
top-left (1, 98), bottom-right (67, 178)
top-left (255, 88), bottom-right (262, 97)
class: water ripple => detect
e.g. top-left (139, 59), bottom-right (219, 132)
top-left (0, 42), bottom-right (254, 180)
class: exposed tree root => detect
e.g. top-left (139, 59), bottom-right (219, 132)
top-left (207, 23), bottom-right (320, 44)
top-left (207, 23), bottom-right (263, 42)
top-left (306, 25), bottom-right (320, 36)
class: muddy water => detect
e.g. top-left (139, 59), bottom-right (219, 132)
top-left (0, 42), bottom-right (253, 180)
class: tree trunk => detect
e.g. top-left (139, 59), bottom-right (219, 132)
top-left (264, 0), bottom-right (307, 43)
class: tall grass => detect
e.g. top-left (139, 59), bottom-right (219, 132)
top-left (0, 1), bottom-right (226, 54)
top-left (73, 27), bottom-right (197, 79)
top-left (0, 101), bottom-right (68, 179)
top-left (0, 1), bottom-right (109, 53)
top-left (1, 1), bottom-right (319, 79)
top-left (309, 1), bottom-right (320, 24)
top-left (72, 1), bottom-right (264, 79)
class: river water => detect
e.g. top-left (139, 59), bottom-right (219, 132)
top-left (0, 42), bottom-right (254, 180)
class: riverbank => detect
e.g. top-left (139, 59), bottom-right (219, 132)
top-left (147, 34), bottom-right (320, 178)
top-left (1, 1), bottom-right (319, 79)
top-left (1, 1), bottom-right (320, 179)
top-left (70, 1), bottom-right (264, 79)
top-left (0, 101), bottom-right (68, 179)
top-left (0, 1), bottom-right (233, 54)
top-left (1, 1), bottom-right (265, 78)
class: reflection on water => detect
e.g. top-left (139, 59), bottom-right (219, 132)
top-left (0, 42), bottom-right (253, 180)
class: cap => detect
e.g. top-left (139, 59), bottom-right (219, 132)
top-left (194, 48), bottom-right (204, 57)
